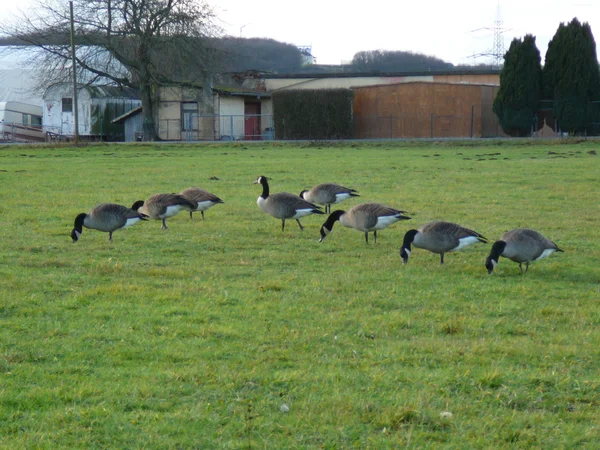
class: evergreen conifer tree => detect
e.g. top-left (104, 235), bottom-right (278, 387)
top-left (493, 35), bottom-right (542, 136)
top-left (543, 18), bottom-right (600, 134)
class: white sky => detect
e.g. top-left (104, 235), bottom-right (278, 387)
top-left (1, 0), bottom-right (599, 67)
top-left (214, 0), bottom-right (599, 65)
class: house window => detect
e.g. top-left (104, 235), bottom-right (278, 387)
top-left (182, 102), bottom-right (198, 131)
top-left (31, 115), bottom-right (42, 127)
top-left (62, 98), bottom-right (73, 112)
top-left (22, 114), bottom-right (29, 125)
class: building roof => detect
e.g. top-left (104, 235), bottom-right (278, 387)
top-left (84, 85), bottom-right (140, 99)
top-left (111, 106), bottom-right (142, 124)
top-left (352, 80), bottom-right (501, 90)
top-left (263, 69), bottom-right (501, 79)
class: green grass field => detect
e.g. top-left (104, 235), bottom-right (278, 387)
top-left (0, 139), bottom-right (598, 448)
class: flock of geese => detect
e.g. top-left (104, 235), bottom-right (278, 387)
top-left (70, 176), bottom-right (564, 275)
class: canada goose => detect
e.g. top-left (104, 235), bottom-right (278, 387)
top-left (400, 221), bottom-right (488, 264)
top-left (254, 175), bottom-right (324, 231)
top-left (485, 228), bottom-right (564, 274)
top-left (179, 187), bottom-right (224, 220)
top-left (71, 203), bottom-right (148, 243)
top-left (300, 183), bottom-right (360, 214)
top-left (319, 202), bottom-right (411, 244)
top-left (131, 193), bottom-right (196, 230)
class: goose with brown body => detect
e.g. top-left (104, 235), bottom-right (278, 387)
top-left (179, 187), bottom-right (224, 220)
top-left (131, 193), bottom-right (196, 230)
top-left (300, 183), bottom-right (359, 214)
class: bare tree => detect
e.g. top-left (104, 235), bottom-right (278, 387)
top-left (1, 0), bottom-right (221, 140)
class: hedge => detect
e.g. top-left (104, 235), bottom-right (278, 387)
top-left (272, 89), bottom-right (353, 140)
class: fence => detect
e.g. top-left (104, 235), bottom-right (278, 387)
top-left (0, 121), bottom-right (46, 143)
top-left (158, 114), bottom-right (275, 141)
top-left (354, 110), bottom-right (507, 139)
top-left (149, 112), bottom-right (586, 142)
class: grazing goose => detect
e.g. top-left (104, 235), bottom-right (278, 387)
top-left (485, 228), bottom-right (564, 274)
top-left (319, 202), bottom-right (411, 244)
top-left (300, 183), bottom-right (360, 214)
top-left (71, 203), bottom-right (148, 243)
top-left (254, 175), bottom-right (324, 231)
top-left (400, 221), bottom-right (488, 264)
top-left (131, 193), bottom-right (196, 230)
top-left (179, 187), bottom-right (224, 220)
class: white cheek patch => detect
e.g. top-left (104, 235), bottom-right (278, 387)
top-left (404, 248), bottom-right (411, 256)
top-left (75, 230), bottom-right (82, 239)
top-left (491, 259), bottom-right (498, 269)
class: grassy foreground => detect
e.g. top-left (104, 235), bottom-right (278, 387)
top-left (0, 140), bottom-right (598, 448)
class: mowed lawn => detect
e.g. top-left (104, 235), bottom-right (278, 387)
top-left (0, 140), bottom-right (598, 448)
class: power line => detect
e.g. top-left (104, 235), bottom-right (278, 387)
top-left (469, 1), bottom-right (510, 68)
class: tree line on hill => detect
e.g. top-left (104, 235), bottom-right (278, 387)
top-left (493, 18), bottom-right (600, 136)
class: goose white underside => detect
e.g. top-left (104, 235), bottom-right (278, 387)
top-left (333, 193), bottom-right (352, 203)
top-left (291, 208), bottom-right (317, 219)
top-left (535, 248), bottom-right (558, 260)
top-left (161, 205), bottom-right (187, 219)
top-left (451, 236), bottom-right (481, 251)
top-left (195, 200), bottom-right (216, 211)
top-left (372, 215), bottom-right (400, 230)
top-left (123, 217), bottom-right (142, 228)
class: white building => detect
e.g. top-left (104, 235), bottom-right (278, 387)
top-left (43, 83), bottom-right (140, 140)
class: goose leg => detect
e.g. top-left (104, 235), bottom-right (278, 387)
top-left (364, 232), bottom-right (369, 243)
top-left (440, 253), bottom-right (445, 264)
top-left (281, 219), bottom-right (285, 231)
top-left (109, 232), bottom-right (113, 241)
top-left (373, 230), bottom-right (377, 244)
top-left (296, 219), bottom-right (304, 230)
top-left (162, 219), bottom-right (168, 230)
top-left (326, 205), bottom-right (330, 214)
top-left (201, 211), bottom-right (205, 220)
top-left (518, 262), bottom-right (524, 274)
top-left (525, 262), bottom-right (530, 273)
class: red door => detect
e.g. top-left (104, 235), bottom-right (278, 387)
top-left (244, 102), bottom-right (261, 140)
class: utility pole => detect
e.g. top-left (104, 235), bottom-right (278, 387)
top-left (69, 1), bottom-right (79, 144)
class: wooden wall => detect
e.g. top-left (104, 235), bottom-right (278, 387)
top-left (353, 82), bottom-right (504, 138)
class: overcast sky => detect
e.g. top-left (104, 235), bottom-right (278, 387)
top-left (214, 0), bottom-right (599, 65)
top-left (1, 0), bottom-right (598, 67)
